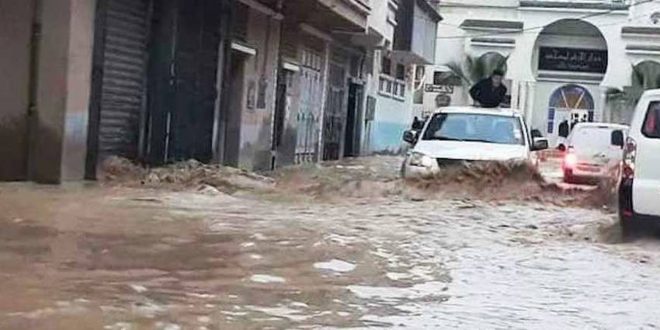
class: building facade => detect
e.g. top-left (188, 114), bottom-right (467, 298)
top-left (0, 0), bottom-right (97, 183)
top-left (0, 0), bottom-right (439, 183)
top-left (422, 0), bottom-right (660, 147)
top-left (365, 0), bottom-right (441, 154)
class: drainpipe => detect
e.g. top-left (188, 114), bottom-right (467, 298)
top-left (26, 0), bottom-right (43, 180)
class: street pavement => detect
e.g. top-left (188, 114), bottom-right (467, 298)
top-left (0, 157), bottom-right (659, 329)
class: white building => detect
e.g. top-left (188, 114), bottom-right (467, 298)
top-left (421, 0), bottom-right (660, 146)
top-left (361, 0), bottom-right (441, 154)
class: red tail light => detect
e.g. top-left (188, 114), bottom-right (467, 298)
top-left (622, 137), bottom-right (637, 179)
top-left (564, 153), bottom-right (578, 169)
top-left (563, 147), bottom-right (577, 169)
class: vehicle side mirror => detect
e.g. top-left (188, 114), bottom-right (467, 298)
top-left (531, 129), bottom-right (543, 139)
top-left (611, 130), bottom-right (624, 148)
top-left (403, 130), bottom-right (417, 144)
top-left (532, 138), bottom-right (549, 151)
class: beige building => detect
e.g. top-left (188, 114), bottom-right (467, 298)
top-left (0, 0), bottom-right (441, 182)
top-left (0, 0), bottom-right (95, 182)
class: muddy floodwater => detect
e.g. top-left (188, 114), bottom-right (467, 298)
top-left (1, 157), bottom-right (660, 329)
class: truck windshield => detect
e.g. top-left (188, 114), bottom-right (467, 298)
top-left (422, 113), bottom-right (525, 146)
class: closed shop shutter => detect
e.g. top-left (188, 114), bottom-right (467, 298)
top-left (97, 0), bottom-right (151, 159)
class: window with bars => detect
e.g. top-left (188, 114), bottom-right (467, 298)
top-left (378, 58), bottom-right (406, 101)
top-left (396, 64), bottom-right (405, 80)
top-left (381, 57), bottom-right (392, 75)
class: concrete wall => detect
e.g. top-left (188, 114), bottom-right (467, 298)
top-left (368, 0), bottom-right (396, 43)
top-left (62, 0), bottom-right (94, 180)
top-left (371, 93), bottom-right (412, 153)
top-left (0, 0), bottom-right (34, 180)
top-left (237, 9), bottom-right (281, 171)
top-left (411, 3), bottom-right (437, 64)
top-left (32, 0), bottom-right (94, 183)
top-left (369, 53), bottom-right (414, 154)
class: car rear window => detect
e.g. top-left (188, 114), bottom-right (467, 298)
top-left (643, 101), bottom-right (660, 138)
top-left (571, 127), bottom-right (615, 150)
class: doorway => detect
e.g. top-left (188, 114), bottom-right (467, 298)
top-left (322, 63), bottom-right (347, 161)
top-left (271, 69), bottom-right (293, 169)
top-left (344, 82), bottom-right (363, 157)
top-left (223, 53), bottom-right (248, 167)
top-left (165, 0), bottom-right (223, 163)
top-left (295, 49), bottom-right (323, 164)
top-left (547, 84), bottom-right (594, 147)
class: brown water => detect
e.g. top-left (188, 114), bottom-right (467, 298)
top-left (1, 158), bottom-right (660, 329)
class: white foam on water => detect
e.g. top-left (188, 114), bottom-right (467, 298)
top-left (314, 259), bottom-right (356, 273)
top-left (348, 281), bottom-right (447, 301)
top-left (246, 305), bottom-right (311, 322)
top-left (129, 284), bottom-right (148, 293)
top-left (250, 274), bottom-right (286, 283)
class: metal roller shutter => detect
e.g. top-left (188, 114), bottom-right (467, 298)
top-left (97, 0), bottom-right (151, 159)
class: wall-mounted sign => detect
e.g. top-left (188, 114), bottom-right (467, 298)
top-left (538, 47), bottom-right (608, 74)
top-left (425, 84), bottom-right (454, 94)
top-left (435, 94), bottom-right (452, 107)
top-left (365, 96), bottom-right (376, 121)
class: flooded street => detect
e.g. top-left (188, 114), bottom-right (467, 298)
top-left (1, 157), bottom-right (660, 329)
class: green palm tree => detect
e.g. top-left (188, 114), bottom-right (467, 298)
top-left (446, 53), bottom-right (509, 88)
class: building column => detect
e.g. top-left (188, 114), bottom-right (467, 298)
top-left (524, 81), bottom-right (536, 124)
top-left (31, 0), bottom-right (95, 183)
top-left (0, 0), bottom-right (34, 181)
top-left (597, 86), bottom-right (609, 123)
top-left (510, 80), bottom-right (520, 111)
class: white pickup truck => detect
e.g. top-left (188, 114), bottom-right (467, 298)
top-left (401, 106), bottom-right (548, 178)
top-left (619, 90), bottom-right (660, 235)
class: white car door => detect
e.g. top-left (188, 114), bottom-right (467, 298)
top-left (633, 101), bottom-right (660, 216)
top-left (604, 129), bottom-right (625, 178)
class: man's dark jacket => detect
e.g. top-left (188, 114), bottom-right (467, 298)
top-left (469, 78), bottom-right (507, 108)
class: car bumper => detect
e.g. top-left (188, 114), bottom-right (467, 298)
top-left (403, 158), bottom-right (533, 178)
top-left (619, 178), bottom-right (660, 227)
top-left (402, 163), bottom-right (436, 178)
top-left (564, 167), bottom-right (610, 179)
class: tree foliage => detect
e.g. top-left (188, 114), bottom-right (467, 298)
top-left (446, 53), bottom-right (509, 88)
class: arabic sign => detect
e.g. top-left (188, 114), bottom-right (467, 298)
top-left (425, 84), bottom-right (454, 93)
top-left (539, 47), bottom-right (608, 74)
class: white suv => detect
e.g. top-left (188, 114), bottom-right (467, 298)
top-left (619, 90), bottom-right (660, 234)
top-left (562, 123), bottom-right (628, 184)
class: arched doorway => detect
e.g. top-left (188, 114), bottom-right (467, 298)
top-left (532, 19), bottom-right (606, 146)
top-left (547, 84), bottom-right (594, 146)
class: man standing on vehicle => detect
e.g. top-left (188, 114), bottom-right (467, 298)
top-left (469, 70), bottom-right (507, 108)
